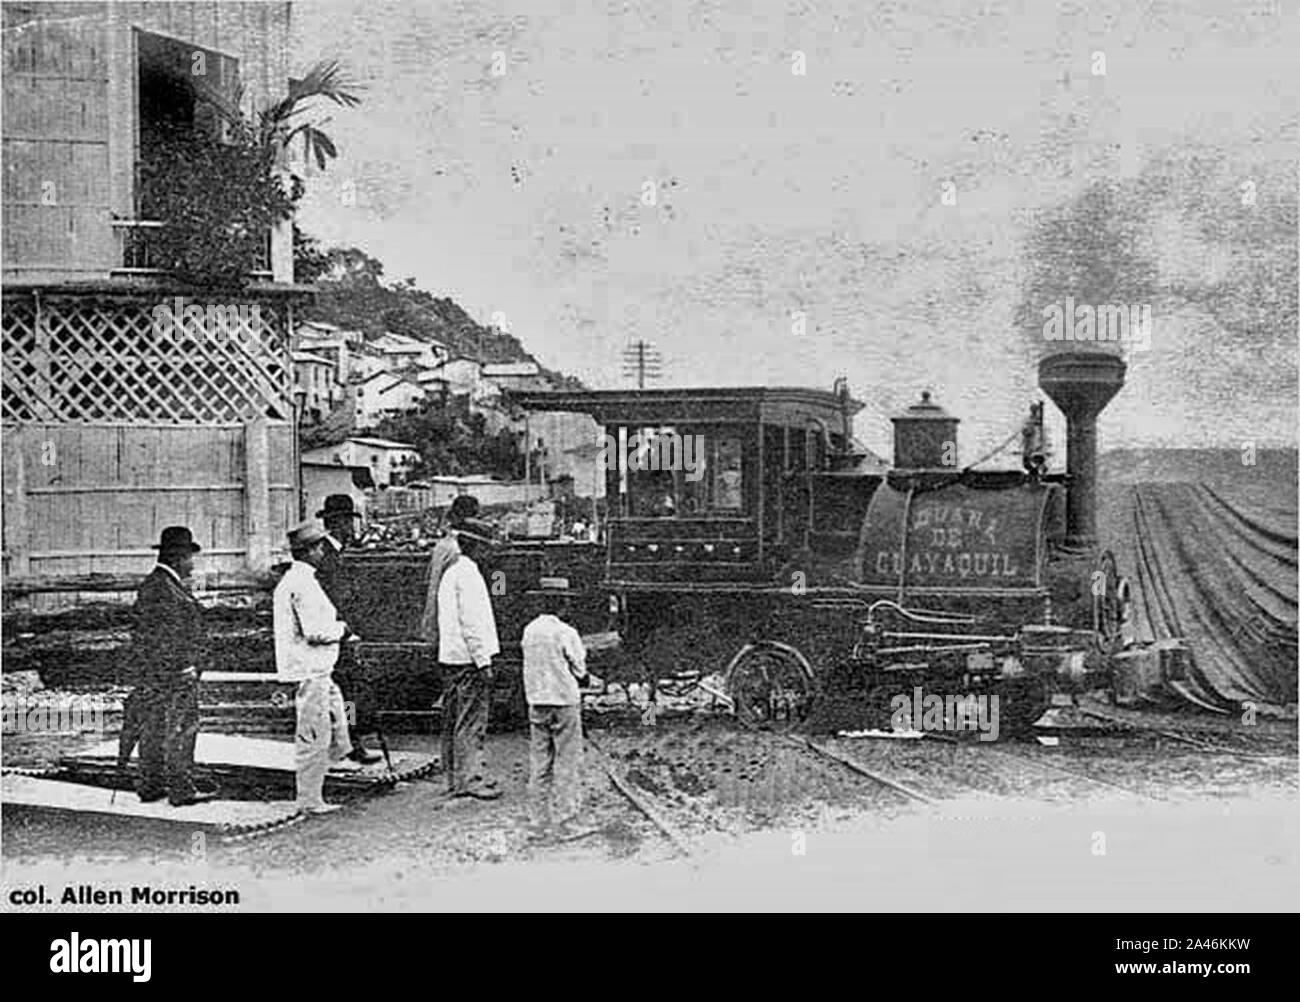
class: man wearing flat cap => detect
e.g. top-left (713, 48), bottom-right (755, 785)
top-left (436, 517), bottom-right (502, 799)
top-left (315, 495), bottom-right (382, 765)
top-left (126, 526), bottom-right (214, 806)
top-left (274, 520), bottom-right (361, 815)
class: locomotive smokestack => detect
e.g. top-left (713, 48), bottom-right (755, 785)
top-left (1037, 352), bottom-right (1126, 547)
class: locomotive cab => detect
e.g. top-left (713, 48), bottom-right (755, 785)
top-left (508, 385), bottom-right (874, 586)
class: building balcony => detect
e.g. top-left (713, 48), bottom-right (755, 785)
top-left (111, 219), bottom-right (274, 280)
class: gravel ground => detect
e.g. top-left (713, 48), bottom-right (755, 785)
top-left (3, 690), bottom-right (1297, 910)
top-left (591, 715), bottom-right (907, 845)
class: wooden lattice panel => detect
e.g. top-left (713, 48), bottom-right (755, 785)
top-left (2, 295), bottom-right (291, 423)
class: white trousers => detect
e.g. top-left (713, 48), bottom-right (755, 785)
top-left (295, 676), bottom-right (352, 810)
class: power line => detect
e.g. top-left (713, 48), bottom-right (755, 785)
top-left (620, 339), bottom-right (663, 389)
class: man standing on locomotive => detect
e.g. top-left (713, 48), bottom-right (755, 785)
top-left (436, 518), bottom-right (501, 799)
top-left (316, 495), bottom-right (382, 765)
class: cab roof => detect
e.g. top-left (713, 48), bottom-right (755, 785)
top-left (506, 386), bottom-right (863, 429)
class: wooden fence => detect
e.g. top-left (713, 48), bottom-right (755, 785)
top-left (2, 420), bottom-right (295, 611)
top-left (1, 290), bottom-right (300, 611)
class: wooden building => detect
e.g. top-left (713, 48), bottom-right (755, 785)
top-left (2, 2), bottom-right (310, 601)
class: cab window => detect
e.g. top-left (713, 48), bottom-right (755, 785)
top-left (620, 427), bottom-right (747, 517)
top-left (679, 434), bottom-right (744, 515)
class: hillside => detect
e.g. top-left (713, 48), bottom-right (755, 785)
top-left (294, 231), bottom-right (583, 389)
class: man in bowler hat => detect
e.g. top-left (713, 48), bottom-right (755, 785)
top-left (125, 526), bottom-right (215, 806)
top-left (315, 495), bottom-right (381, 764)
top-left (318, 493), bottom-right (362, 548)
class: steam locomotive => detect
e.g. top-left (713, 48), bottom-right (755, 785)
top-left (507, 351), bottom-right (1132, 737)
top-left (338, 351), bottom-right (1131, 739)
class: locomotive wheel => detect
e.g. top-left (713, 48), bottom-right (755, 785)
top-left (725, 642), bottom-right (817, 732)
top-left (995, 678), bottom-right (1049, 739)
top-left (1091, 550), bottom-right (1127, 656)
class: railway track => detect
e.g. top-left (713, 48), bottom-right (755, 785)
top-left (564, 693), bottom-right (1294, 854)
top-left (1073, 705), bottom-right (1297, 762)
top-left (794, 737), bottom-right (937, 805)
top-left (584, 717), bottom-right (909, 857)
top-left (798, 730), bottom-right (1158, 805)
top-left (968, 737), bottom-right (1158, 801)
top-left (585, 733), bottom-right (697, 859)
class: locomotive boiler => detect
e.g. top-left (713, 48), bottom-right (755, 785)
top-left (809, 352), bottom-right (1132, 734)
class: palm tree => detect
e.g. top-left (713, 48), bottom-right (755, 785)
top-left (198, 58), bottom-right (362, 174)
top-left (257, 60), bottom-right (363, 172)
top-left (134, 60), bottom-right (362, 285)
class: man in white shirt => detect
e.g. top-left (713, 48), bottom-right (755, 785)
top-left (521, 585), bottom-right (589, 833)
top-left (418, 495), bottom-right (478, 651)
top-left (273, 521), bottom-right (361, 815)
top-left (437, 520), bottom-right (501, 799)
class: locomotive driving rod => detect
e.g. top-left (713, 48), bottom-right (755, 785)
top-left (880, 631), bottom-right (1016, 644)
top-left (877, 643), bottom-right (995, 656)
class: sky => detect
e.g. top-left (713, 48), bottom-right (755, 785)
top-left (288, 0), bottom-right (1298, 459)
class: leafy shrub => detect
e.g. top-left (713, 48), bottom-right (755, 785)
top-left (137, 126), bottom-right (300, 288)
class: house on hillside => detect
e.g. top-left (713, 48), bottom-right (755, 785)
top-left (428, 356), bottom-right (484, 396)
top-left (347, 341), bottom-right (388, 382)
top-left (373, 331), bottom-right (448, 372)
top-left (295, 320), bottom-right (354, 383)
top-left (1, 1), bottom-right (308, 591)
top-left (352, 370), bottom-right (425, 429)
top-left (302, 436), bottom-right (419, 488)
top-left (293, 351), bottom-right (344, 426)
top-left (482, 361), bottom-right (552, 393)
top-left (415, 368), bottom-right (450, 404)
top-left (298, 318), bottom-right (363, 348)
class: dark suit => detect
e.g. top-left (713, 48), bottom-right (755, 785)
top-left (317, 539), bottom-right (375, 738)
top-left (128, 565), bottom-right (205, 802)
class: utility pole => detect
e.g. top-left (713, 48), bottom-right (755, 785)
top-left (620, 339), bottom-right (662, 389)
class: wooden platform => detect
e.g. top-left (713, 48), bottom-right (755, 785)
top-left (2, 773), bottom-right (300, 830)
top-left (61, 734), bottom-right (438, 790)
